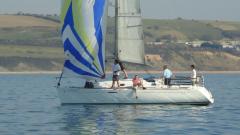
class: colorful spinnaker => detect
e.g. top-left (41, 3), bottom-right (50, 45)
top-left (61, 0), bottom-right (108, 79)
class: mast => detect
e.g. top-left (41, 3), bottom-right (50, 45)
top-left (114, 0), bottom-right (119, 59)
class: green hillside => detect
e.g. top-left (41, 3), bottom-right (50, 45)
top-left (0, 15), bottom-right (240, 71)
top-left (143, 18), bottom-right (240, 41)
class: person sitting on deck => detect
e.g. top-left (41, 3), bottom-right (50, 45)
top-left (163, 65), bottom-right (172, 86)
top-left (84, 80), bottom-right (94, 88)
top-left (132, 75), bottom-right (145, 89)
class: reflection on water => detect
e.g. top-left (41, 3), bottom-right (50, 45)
top-left (60, 105), bottom-right (213, 135)
top-left (0, 74), bottom-right (239, 135)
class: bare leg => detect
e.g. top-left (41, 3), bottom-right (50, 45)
top-left (111, 81), bottom-right (115, 89)
top-left (123, 69), bottom-right (128, 79)
top-left (117, 81), bottom-right (120, 88)
top-left (140, 80), bottom-right (146, 89)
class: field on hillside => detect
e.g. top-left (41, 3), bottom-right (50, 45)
top-left (204, 20), bottom-right (240, 31)
top-left (0, 45), bottom-right (63, 58)
top-left (143, 19), bottom-right (240, 41)
top-left (0, 15), bottom-right (240, 71)
top-left (0, 15), bottom-right (59, 28)
top-left (0, 15), bottom-right (61, 47)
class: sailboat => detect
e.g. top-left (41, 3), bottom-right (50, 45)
top-left (57, 0), bottom-right (214, 105)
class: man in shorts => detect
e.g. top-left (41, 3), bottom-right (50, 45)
top-left (111, 60), bottom-right (121, 89)
top-left (163, 65), bottom-right (172, 86)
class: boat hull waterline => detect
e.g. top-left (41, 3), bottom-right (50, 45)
top-left (57, 86), bottom-right (214, 105)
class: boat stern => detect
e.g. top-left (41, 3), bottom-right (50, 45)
top-left (198, 86), bottom-right (214, 104)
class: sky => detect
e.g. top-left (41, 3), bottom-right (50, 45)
top-left (0, 0), bottom-right (239, 21)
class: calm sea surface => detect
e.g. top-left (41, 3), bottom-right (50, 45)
top-left (0, 73), bottom-right (239, 135)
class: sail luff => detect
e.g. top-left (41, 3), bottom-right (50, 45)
top-left (114, 0), bottom-right (119, 59)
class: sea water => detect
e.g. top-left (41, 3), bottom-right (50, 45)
top-left (0, 73), bottom-right (239, 135)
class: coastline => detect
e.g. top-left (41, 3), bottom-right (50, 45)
top-left (0, 70), bottom-right (240, 75)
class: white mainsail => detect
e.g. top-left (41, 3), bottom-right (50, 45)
top-left (116, 0), bottom-right (145, 64)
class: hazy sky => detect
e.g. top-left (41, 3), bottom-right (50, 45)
top-left (0, 0), bottom-right (239, 21)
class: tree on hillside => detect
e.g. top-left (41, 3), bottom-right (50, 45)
top-left (155, 37), bottom-right (161, 42)
top-left (144, 32), bottom-right (153, 38)
top-left (222, 31), bottom-right (240, 39)
top-left (200, 34), bottom-right (212, 41)
top-left (161, 34), bottom-right (177, 42)
top-left (201, 42), bottom-right (223, 50)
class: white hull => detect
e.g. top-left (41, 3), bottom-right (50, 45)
top-left (57, 86), bottom-right (214, 105)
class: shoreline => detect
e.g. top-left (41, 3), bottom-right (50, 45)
top-left (0, 70), bottom-right (240, 75)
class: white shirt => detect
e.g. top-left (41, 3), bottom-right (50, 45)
top-left (112, 64), bottom-right (121, 75)
top-left (163, 69), bottom-right (172, 79)
top-left (191, 69), bottom-right (197, 79)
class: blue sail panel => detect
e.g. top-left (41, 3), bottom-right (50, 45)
top-left (64, 60), bottom-right (100, 78)
top-left (63, 39), bottom-right (100, 76)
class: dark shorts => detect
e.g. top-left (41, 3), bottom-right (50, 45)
top-left (164, 78), bottom-right (171, 86)
top-left (112, 75), bottom-right (119, 81)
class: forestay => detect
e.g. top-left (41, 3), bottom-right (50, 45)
top-left (61, 0), bottom-right (108, 79)
top-left (117, 0), bottom-right (145, 64)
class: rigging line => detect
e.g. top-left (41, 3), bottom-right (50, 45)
top-left (57, 67), bottom-right (65, 88)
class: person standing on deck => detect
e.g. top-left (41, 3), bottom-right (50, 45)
top-left (191, 65), bottom-right (197, 85)
top-left (111, 60), bottom-right (121, 89)
top-left (163, 65), bottom-right (172, 86)
top-left (118, 60), bottom-right (128, 79)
